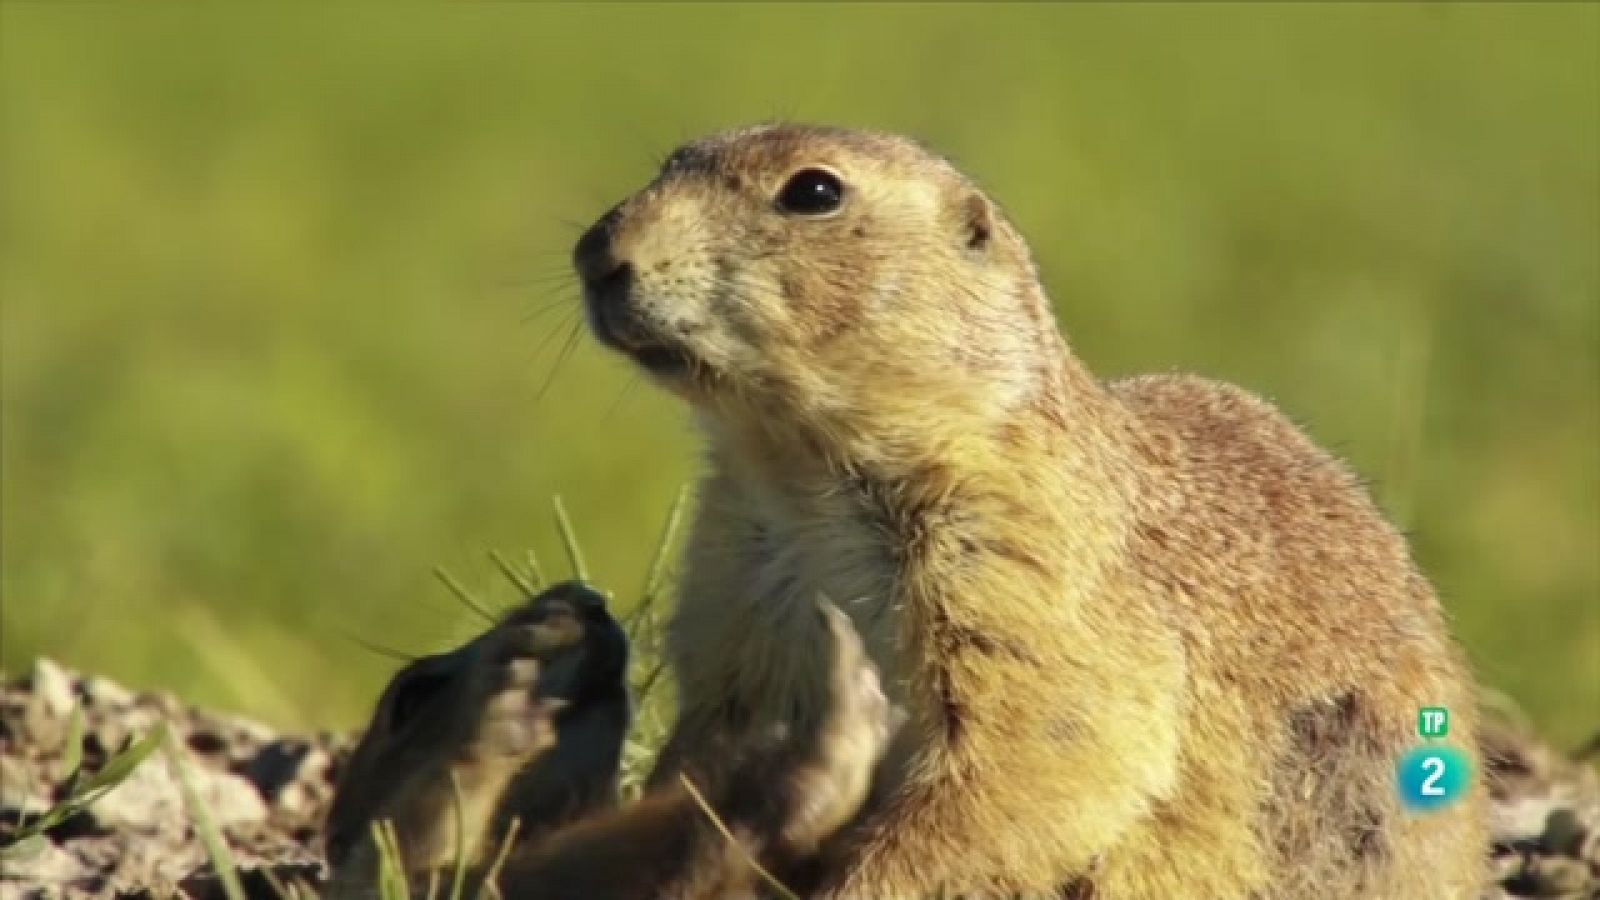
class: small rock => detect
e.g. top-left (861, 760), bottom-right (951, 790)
top-left (270, 777), bottom-right (330, 822)
top-left (85, 751), bottom-right (184, 831)
top-left (28, 659), bottom-right (76, 720)
top-left (0, 834), bottom-right (94, 884)
top-left (133, 690), bottom-right (183, 719)
top-left (198, 764), bottom-right (271, 829)
top-left (80, 677), bottom-right (134, 711)
top-left (96, 830), bottom-right (205, 890)
top-left (0, 754), bottom-right (48, 815)
top-left (1493, 793), bottom-right (1560, 848)
top-left (112, 706), bottom-right (170, 747)
top-left (24, 658), bottom-right (76, 750)
top-left (86, 746), bottom-right (267, 832)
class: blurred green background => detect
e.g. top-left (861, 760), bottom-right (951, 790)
top-left (2, 4), bottom-right (1595, 746)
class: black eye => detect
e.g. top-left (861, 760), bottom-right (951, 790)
top-left (775, 167), bottom-right (845, 216)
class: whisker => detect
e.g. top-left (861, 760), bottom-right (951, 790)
top-left (525, 309), bottom-right (580, 366)
top-left (339, 627), bottom-right (420, 663)
top-left (510, 271), bottom-right (580, 292)
top-left (521, 292), bottom-right (579, 326)
top-left (533, 319), bottom-right (585, 408)
top-left (601, 373), bottom-right (643, 424)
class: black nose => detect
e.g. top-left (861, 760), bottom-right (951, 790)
top-left (573, 212), bottom-right (627, 290)
top-left (574, 216), bottom-right (636, 349)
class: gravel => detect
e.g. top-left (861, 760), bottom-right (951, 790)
top-left (0, 659), bottom-right (1595, 899)
top-left (0, 660), bottom-right (338, 899)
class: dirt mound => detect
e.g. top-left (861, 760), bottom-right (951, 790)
top-left (0, 660), bottom-right (336, 898)
top-left (0, 659), bottom-right (1594, 898)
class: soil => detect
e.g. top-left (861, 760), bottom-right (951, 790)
top-left (0, 659), bottom-right (1595, 899)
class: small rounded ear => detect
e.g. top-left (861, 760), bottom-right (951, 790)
top-left (960, 190), bottom-right (995, 253)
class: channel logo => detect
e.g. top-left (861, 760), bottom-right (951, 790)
top-left (1396, 706), bottom-right (1471, 813)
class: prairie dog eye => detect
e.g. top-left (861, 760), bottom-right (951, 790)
top-left (775, 167), bottom-right (846, 216)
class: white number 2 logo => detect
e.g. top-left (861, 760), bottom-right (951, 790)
top-left (1420, 756), bottom-right (1446, 796)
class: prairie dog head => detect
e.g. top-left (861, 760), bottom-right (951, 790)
top-left (573, 124), bottom-right (1060, 453)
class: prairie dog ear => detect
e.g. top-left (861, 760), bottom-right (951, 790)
top-left (959, 190), bottom-right (995, 253)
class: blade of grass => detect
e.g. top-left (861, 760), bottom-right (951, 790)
top-left (523, 549), bottom-right (546, 590)
top-left (488, 550), bottom-right (537, 600)
top-left (434, 567), bottom-right (497, 625)
top-left (634, 658), bottom-right (668, 707)
top-left (167, 739), bottom-right (246, 900)
top-left (372, 819), bottom-right (403, 900)
top-left (4, 704), bottom-right (87, 844)
top-left (0, 835), bottom-right (47, 863)
top-left (12, 721), bottom-right (175, 846)
top-left (60, 704), bottom-right (85, 784)
top-left (475, 816), bottom-right (521, 900)
top-left (446, 770), bottom-right (470, 900)
top-left (379, 818), bottom-right (414, 900)
top-left (678, 773), bottom-right (799, 900)
top-left (256, 861), bottom-right (295, 900)
top-left (629, 484), bottom-right (689, 640)
top-left (77, 723), bottom-right (167, 798)
top-left (551, 495), bottom-right (589, 583)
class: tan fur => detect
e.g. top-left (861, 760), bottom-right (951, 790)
top-left (574, 124), bottom-right (1489, 898)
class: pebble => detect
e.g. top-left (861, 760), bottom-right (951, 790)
top-left (27, 659), bottom-right (76, 721)
top-left (79, 677), bottom-right (134, 710)
top-left (0, 753), bottom-right (47, 815)
top-left (0, 835), bottom-right (93, 885)
top-left (1493, 793), bottom-right (1561, 847)
top-left (87, 750), bottom-right (267, 832)
top-left (23, 658), bottom-right (76, 752)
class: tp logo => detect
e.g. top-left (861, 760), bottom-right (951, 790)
top-left (1397, 706), bottom-right (1470, 813)
top-left (1418, 706), bottom-right (1448, 738)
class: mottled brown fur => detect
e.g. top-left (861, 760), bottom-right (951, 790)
top-left (325, 585), bottom-right (890, 899)
top-left (573, 123), bottom-right (1488, 898)
top-left (324, 582), bottom-right (631, 889)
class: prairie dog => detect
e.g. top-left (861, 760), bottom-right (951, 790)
top-left (324, 581), bottom-right (630, 882)
top-left (325, 582), bottom-right (890, 899)
top-left (573, 123), bottom-right (1488, 898)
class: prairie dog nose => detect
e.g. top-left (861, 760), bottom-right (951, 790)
top-left (573, 209), bottom-right (628, 289)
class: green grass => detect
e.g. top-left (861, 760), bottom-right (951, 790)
top-left (0, 707), bottom-right (168, 861)
top-left (1, 4), bottom-right (1596, 748)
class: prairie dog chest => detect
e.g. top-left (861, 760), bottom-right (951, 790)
top-left (755, 508), bottom-right (909, 708)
